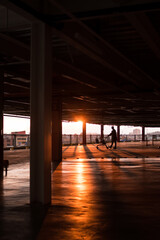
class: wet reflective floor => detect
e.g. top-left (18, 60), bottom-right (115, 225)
top-left (38, 157), bottom-right (160, 240)
top-left (1, 145), bottom-right (160, 240)
top-left (63, 143), bottom-right (160, 159)
top-left (0, 163), bottom-right (47, 240)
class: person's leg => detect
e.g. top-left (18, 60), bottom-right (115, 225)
top-left (109, 140), bottom-right (113, 148)
top-left (113, 140), bottom-right (117, 149)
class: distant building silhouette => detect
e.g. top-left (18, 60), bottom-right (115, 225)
top-left (133, 129), bottom-right (141, 135)
top-left (129, 129), bottom-right (140, 135)
top-left (4, 131), bottom-right (28, 148)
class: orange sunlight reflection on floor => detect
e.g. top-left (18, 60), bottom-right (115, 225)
top-left (76, 161), bottom-right (86, 192)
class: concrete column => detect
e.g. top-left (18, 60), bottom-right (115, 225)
top-left (83, 121), bottom-right (86, 145)
top-left (101, 124), bottom-right (104, 140)
top-left (0, 72), bottom-right (3, 178)
top-left (117, 125), bottom-right (120, 142)
top-left (52, 98), bottom-right (62, 165)
top-left (70, 135), bottom-right (72, 145)
top-left (90, 134), bottom-right (92, 144)
top-left (30, 23), bottom-right (52, 205)
top-left (142, 126), bottom-right (145, 141)
top-left (13, 134), bottom-right (16, 148)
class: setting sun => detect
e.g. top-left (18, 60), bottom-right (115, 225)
top-left (77, 120), bottom-right (83, 124)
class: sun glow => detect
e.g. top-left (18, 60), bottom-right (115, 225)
top-left (77, 120), bottom-right (83, 124)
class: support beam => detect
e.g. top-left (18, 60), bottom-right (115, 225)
top-left (0, 72), bottom-right (4, 178)
top-left (0, 33), bottom-right (30, 61)
top-left (83, 121), bottom-right (86, 145)
top-left (3, 0), bottom-right (156, 91)
top-left (54, 60), bottom-right (134, 97)
top-left (142, 126), bottom-right (145, 141)
top-left (54, 2), bottom-right (160, 22)
top-left (30, 23), bottom-right (52, 205)
top-left (117, 125), bottom-right (120, 142)
top-left (49, 0), bottom-right (156, 89)
top-left (2, 0), bottom-right (159, 89)
top-left (125, 13), bottom-right (160, 60)
top-left (101, 124), bottom-right (104, 140)
top-left (1, 0), bottom-right (38, 22)
top-left (52, 98), bottom-right (62, 168)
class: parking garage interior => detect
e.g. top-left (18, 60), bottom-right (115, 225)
top-left (0, 1), bottom-right (160, 239)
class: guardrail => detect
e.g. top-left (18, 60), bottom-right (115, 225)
top-left (3, 134), bottom-right (30, 149)
top-left (3, 134), bottom-right (160, 149)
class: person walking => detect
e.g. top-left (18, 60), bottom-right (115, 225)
top-left (108, 126), bottom-right (117, 149)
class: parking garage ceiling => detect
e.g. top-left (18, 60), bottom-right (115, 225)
top-left (1, 0), bottom-right (160, 126)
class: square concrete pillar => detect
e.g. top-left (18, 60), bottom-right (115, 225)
top-left (0, 72), bottom-right (3, 178)
top-left (30, 23), bottom-right (52, 205)
top-left (83, 121), bottom-right (86, 145)
top-left (101, 124), bottom-right (104, 140)
top-left (52, 98), bottom-right (62, 168)
top-left (117, 125), bottom-right (120, 142)
top-left (142, 126), bottom-right (145, 141)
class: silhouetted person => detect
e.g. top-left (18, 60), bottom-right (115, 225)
top-left (108, 126), bottom-right (117, 149)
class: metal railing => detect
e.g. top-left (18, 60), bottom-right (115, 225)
top-left (3, 134), bottom-right (30, 149)
top-left (3, 133), bottom-right (160, 149)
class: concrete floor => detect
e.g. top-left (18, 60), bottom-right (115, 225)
top-left (3, 142), bottom-right (160, 165)
top-left (1, 143), bottom-right (160, 239)
top-left (38, 157), bottom-right (160, 240)
top-left (62, 142), bottom-right (160, 159)
top-left (0, 163), bottom-right (48, 240)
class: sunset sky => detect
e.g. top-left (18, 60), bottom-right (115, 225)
top-left (3, 115), bottom-right (159, 135)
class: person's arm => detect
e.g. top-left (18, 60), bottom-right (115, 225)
top-left (108, 132), bottom-right (112, 137)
